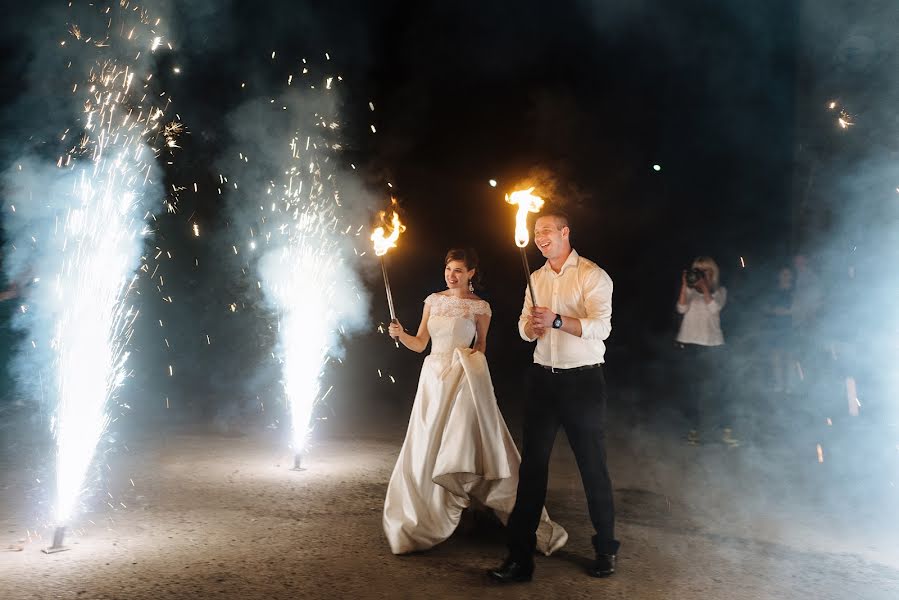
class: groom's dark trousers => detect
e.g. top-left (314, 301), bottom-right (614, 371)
top-left (506, 362), bottom-right (619, 558)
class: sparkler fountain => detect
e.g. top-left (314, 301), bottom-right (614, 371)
top-left (259, 215), bottom-right (338, 472)
top-left (1, 3), bottom-right (178, 552)
top-left (237, 80), bottom-right (367, 472)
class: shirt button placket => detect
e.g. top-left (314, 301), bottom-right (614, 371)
top-left (551, 277), bottom-right (558, 367)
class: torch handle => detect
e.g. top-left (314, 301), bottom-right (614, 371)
top-left (520, 247), bottom-right (537, 307)
top-left (380, 258), bottom-right (400, 348)
top-left (380, 259), bottom-right (396, 320)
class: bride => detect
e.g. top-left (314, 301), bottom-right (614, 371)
top-left (383, 248), bottom-right (567, 555)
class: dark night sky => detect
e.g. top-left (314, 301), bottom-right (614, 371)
top-left (1, 0), bottom-right (804, 420)
top-left (159, 0), bottom-right (800, 302)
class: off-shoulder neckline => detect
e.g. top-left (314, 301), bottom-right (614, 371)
top-left (430, 292), bottom-right (487, 302)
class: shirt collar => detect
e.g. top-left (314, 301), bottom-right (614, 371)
top-left (541, 248), bottom-right (579, 275)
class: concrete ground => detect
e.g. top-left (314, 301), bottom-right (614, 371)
top-left (2, 411), bottom-right (898, 599)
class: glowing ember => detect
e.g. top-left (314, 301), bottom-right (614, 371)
top-left (505, 187), bottom-right (545, 248)
top-left (827, 100), bottom-right (854, 129)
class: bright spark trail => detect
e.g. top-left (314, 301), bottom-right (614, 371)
top-left (261, 183), bottom-right (343, 455)
top-left (7, 2), bottom-right (179, 527)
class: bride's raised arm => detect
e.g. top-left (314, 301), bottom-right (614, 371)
top-left (389, 302), bottom-right (432, 353)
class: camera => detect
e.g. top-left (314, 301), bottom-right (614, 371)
top-left (684, 267), bottom-right (706, 288)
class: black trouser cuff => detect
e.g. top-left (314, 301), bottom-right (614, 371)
top-left (592, 536), bottom-right (621, 556)
top-left (507, 534), bottom-right (537, 561)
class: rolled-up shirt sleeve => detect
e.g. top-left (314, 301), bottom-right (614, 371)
top-left (579, 268), bottom-right (613, 341)
top-left (676, 301), bottom-right (688, 314)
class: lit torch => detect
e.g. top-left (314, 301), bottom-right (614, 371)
top-left (371, 206), bottom-right (405, 346)
top-left (505, 187), bottom-right (544, 306)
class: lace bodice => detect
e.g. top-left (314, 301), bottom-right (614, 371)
top-left (425, 293), bottom-right (491, 356)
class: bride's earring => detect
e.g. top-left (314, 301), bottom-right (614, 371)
top-left (468, 280), bottom-right (474, 293)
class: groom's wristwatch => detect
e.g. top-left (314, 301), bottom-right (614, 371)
top-left (552, 314), bottom-right (563, 329)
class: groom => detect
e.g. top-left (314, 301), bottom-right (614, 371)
top-left (489, 208), bottom-right (619, 582)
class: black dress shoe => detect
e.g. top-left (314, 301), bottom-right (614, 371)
top-left (588, 553), bottom-right (616, 578)
top-left (487, 557), bottom-right (534, 583)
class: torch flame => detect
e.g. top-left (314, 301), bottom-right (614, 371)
top-left (371, 207), bottom-right (405, 256)
top-left (505, 187), bottom-right (545, 248)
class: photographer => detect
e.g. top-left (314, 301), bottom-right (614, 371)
top-left (676, 256), bottom-right (737, 447)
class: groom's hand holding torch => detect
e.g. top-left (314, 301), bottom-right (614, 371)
top-left (529, 305), bottom-right (582, 338)
top-left (526, 320), bottom-right (547, 339)
top-left (528, 306), bottom-right (553, 338)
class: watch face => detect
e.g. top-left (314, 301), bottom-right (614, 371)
top-left (552, 315), bottom-right (562, 329)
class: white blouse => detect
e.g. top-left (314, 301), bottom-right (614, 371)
top-left (676, 287), bottom-right (726, 346)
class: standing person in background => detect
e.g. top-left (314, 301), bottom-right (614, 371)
top-left (791, 254), bottom-right (822, 335)
top-left (790, 254), bottom-right (823, 389)
top-left (676, 256), bottom-right (737, 447)
top-left (489, 208), bottom-right (618, 583)
top-left (762, 266), bottom-right (795, 394)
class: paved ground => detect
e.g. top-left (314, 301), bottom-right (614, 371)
top-left (2, 411), bottom-right (898, 599)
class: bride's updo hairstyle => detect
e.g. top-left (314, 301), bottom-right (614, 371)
top-left (445, 247), bottom-right (483, 290)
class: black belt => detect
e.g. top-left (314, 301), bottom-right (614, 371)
top-left (538, 363), bottom-right (601, 373)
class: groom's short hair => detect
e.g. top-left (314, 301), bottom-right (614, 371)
top-left (539, 206), bottom-right (570, 230)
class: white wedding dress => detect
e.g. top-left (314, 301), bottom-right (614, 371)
top-left (383, 293), bottom-right (568, 555)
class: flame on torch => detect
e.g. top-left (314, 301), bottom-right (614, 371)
top-left (371, 205), bottom-right (405, 346)
top-left (371, 207), bottom-right (405, 256)
top-left (505, 187), bottom-right (545, 308)
top-left (505, 187), bottom-right (545, 248)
